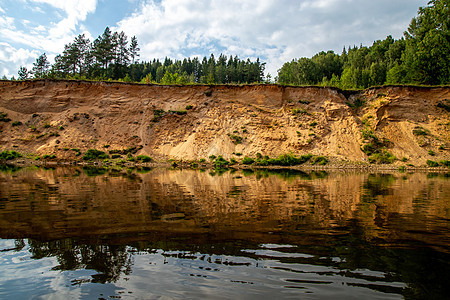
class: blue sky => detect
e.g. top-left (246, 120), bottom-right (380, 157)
top-left (0, 0), bottom-right (427, 78)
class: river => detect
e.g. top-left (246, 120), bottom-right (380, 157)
top-left (0, 166), bottom-right (449, 299)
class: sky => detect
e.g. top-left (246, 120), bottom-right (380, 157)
top-left (0, 0), bottom-right (428, 79)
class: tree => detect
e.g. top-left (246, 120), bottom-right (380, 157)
top-left (129, 36), bottom-right (140, 64)
top-left (404, 0), bottom-right (449, 84)
top-left (18, 66), bottom-right (29, 80)
top-left (31, 53), bottom-right (50, 78)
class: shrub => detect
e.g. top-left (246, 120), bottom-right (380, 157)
top-left (268, 153), bottom-right (312, 166)
top-left (213, 156), bottom-right (229, 168)
top-left (42, 154), bottom-right (56, 159)
top-left (59, 126), bottom-right (64, 130)
top-left (12, 121), bottom-right (22, 126)
top-left (311, 156), bottom-right (328, 165)
top-left (229, 158), bottom-right (237, 165)
top-left (169, 110), bottom-right (187, 115)
top-left (49, 132), bottom-right (60, 137)
top-left (346, 98), bottom-right (365, 109)
top-left (186, 105), bottom-right (193, 110)
top-left (0, 112), bottom-right (11, 122)
top-left (439, 160), bottom-right (450, 167)
top-left (209, 155), bottom-right (216, 161)
top-left (0, 150), bottom-right (21, 160)
top-left (426, 160), bottom-right (439, 167)
top-left (152, 109), bottom-right (165, 122)
top-left (242, 157), bottom-right (255, 165)
top-left (428, 150), bottom-right (435, 156)
top-left (136, 155), bottom-right (152, 162)
top-left (229, 134), bottom-right (243, 144)
top-left (369, 150), bottom-right (395, 164)
top-left (82, 149), bottom-right (109, 160)
top-left (298, 99), bottom-right (310, 104)
top-left (309, 121), bottom-right (318, 127)
top-left (111, 154), bottom-right (121, 159)
top-left (43, 123), bottom-right (51, 128)
top-left (199, 158), bottom-right (206, 163)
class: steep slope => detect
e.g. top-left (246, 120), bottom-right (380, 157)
top-left (0, 80), bottom-right (448, 165)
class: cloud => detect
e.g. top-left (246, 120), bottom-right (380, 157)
top-left (0, 42), bottom-right (40, 77)
top-left (116, 0), bottom-right (426, 76)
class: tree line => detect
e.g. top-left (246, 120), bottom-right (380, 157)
top-left (16, 27), bottom-right (266, 84)
top-left (13, 0), bottom-right (448, 87)
top-left (278, 0), bottom-right (449, 88)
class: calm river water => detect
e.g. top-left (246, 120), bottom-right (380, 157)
top-left (0, 166), bottom-right (449, 299)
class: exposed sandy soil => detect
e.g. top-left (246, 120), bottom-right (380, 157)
top-left (0, 80), bottom-right (449, 166)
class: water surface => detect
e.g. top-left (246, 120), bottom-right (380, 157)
top-left (0, 166), bottom-right (449, 299)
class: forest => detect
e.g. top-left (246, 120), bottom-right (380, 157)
top-left (14, 0), bottom-right (448, 88)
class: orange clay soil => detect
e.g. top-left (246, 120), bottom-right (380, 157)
top-left (0, 79), bottom-right (448, 166)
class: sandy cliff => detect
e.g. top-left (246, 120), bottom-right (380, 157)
top-left (0, 80), bottom-right (448, 165)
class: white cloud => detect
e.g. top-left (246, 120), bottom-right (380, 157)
top-left (115, 0), bottom-right (426, 76)
top-left (0, 42), bottom-right (40, 77)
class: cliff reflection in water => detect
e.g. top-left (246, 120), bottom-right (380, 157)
top-left (0, 167), bottom-right (449, 299)
top-left (0, 167), bottom-right (449, 248)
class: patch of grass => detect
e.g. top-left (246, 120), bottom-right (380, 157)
top-left (49, 132), bottom-right (60, 137)
top-left (412, 126), bottom-right (429, 136)
top-left (298, 99), bottom-right (310, 105)
top-left (0, 150), bottom-right (22, 160)
top-left (428, 150), bottom-right (435, 156)
top-left (213, 156), bottom-right (229, 168)
top-left (292, 108), bottom-right (307, 115)
top-left (29, 125), bottom-right (37, 132)
top-left (136, 155), bottom-right (152, 162)
top-left (42, 154), bottom-right (56, 159)
top-left (309, 121), bottom-right (318, 127)
top-left (186, 105), bottom-right (193, 110)
top-left (311, 156), bottom-right (328, 165)
top-left (369, 150), bottom-right (396, 164)
top-left (82, 149), bottom-right (109, 160)
top-left (168, 110), bottom-right (187, 115)
top-left (199, 158), bottom-right (206, 163)
top-left (152, 109), bottom-right (166, 122)
top-left (439, 160), bottom-right (450, 167)
top-left (43, 123), bottom-right (51, 128)
top-left (242, 157), bottom-right (255, 165)
top-left (11, 121), bottom-right (22, 127)
top-left (426, 160), bottom-right (439, 167)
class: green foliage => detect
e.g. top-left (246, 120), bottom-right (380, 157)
top-left (111, 154), bottom-right (121, 159)
top-left (268, 153), bottom-right (313, 166)
top-left (428, 150), bottom-right (435, 156)
top-left (369, 150), bottom-right (396, 164)
top-left (199, 158), bottom-right (206, 163)
top-left (11, 121), bottom-right (22, 126)
top-left (0, 112), bottom-right (11, 122)
top-left (152, 109), bottom-right (165, 122)
top-left (212, 156), bottom-right (229, 168)
top-left (277, 1), bottom-right (450, 87)
top-left (426, 160), bottom-right (439, 167)
top-left (136, 155), bottom-right (152, 162)
top-left (42, 154), bottom-right (56, 159)
top-left (309, 121), bottom-right (318, 127)
top-left (292, 108), bottom-right (307, 115)
top-left (0, 150), bottom-right (22, 160)
top-left (241, 157), bottom-right (255, 165)
top-left (229, 134), bottom-right (243, 144)
top-left (311, 156), bottom-right (329, 165)
top-left (168, 110), bottom-right (187, 115)
top-left (43, 123), bottom-right (51, 128)
top-left (298, 99), bottom-right (310, 104)
top-left (346, 98), bottom-right (365, 109)
top-left (437, 100), bottom-right (450, 112)
top-left (209, 155), bottom-right (216, 161)
top-left (186, 105), bottom-right (193, 110)
top-left (439, 160), bottom-right (450, 167)
top-left (82, 149), bottom-right (109, 160)
top-left (412, 126), bottom-right (429, 136)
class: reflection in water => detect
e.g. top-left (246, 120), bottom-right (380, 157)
top-left (0, 167), bottom-right (449, 299)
